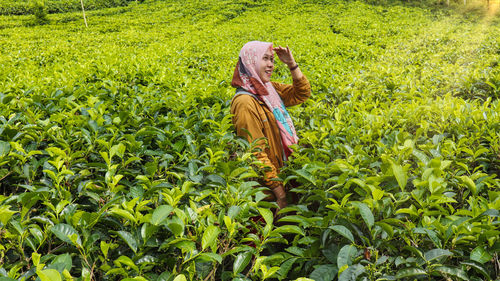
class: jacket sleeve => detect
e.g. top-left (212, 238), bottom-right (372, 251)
top-left (230, 95), bottom-right (280, 188)
top-left (272, 75), bottom-right (311, 107)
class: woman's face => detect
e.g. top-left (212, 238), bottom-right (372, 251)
top-left (257, 48), bottom-right (274, 83)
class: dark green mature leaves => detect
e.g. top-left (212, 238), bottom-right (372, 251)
top-left (470, 246), bottom-right (492, 264)
top-left (330, 225), bottom-right (355, 243)
top-left (309, 264), bottom-right (338, 281)
top-left (117, 231), bottom-right (138, 253)
top-left (50, 224), bottom-right (81, 246)
top-left (351, 202), bottom-right (374, 229)
top-left (395, 268), bottom-right (427, 279)
top-left (424, 249), bottom-right (453, 262)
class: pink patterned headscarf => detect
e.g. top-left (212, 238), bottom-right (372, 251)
top-left (231, 41), bottom-right (298, 158)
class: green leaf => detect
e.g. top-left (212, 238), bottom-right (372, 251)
top-left (150, 205), bottom-right (173, 225)
top-left (424, 248), bottom-right (452, 262)
top-left (295, 169), bottom-right (315, 185)
top-left (337, 245), bottom-right (357, 269)
top-left (173, 274), bottom-right (187, 281)
top-left (338, 264), bottom-right (365, 281)
top-left (329, 225), bottom-right (354, 243)
top-left (375, 222), bottom-right (394, 238)
top-left (198, 252), bottom-right (222, 263)
top-left (50, 253), bottom-right (72, 272)
top-left (51, 224), bottom-right (81, 246)
top-left (117, 231), bottom-right (138, 253)
top-left (0, 205), bottom-right (17, 225)
top-left (37, 269), bottom-right (62, 281)
top-left (278, 257), bottom-right (299, 279)
top-left (109, 208), bottom-right (137, 224)
top-left (116, 255), bottom-right (139, 272)
top-left (309, 264), bottom-right (338, 281)
top-left (395, 268), bottom-right (426, 279)
top-left (459, 176), bottom-right (476, 195)
top-left (0, 141), bottom-right (10, 157)
top-left (201, 225), bottom-right (220, 251)
top-left (460, 261), bottom-right (491, 280)
top-left (433, 266), bottom-right (468, 280)
top-left (272, 225), bottom-right (305, 236)
top-left (233, 251), bottom-right (252, 275)
top-left (167, 222), bottom-right (184, 237)
top-left (470, 246), bottom-right (492, 264)
top-left (258, 207), bottom-right (273, 226)
top-left (352, 202), bottom-right (374, 229)
top-left (390, 161), bottom-right (407, 191)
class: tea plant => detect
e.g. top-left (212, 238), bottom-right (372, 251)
top-left (0, 0), bottom-right (499, 280)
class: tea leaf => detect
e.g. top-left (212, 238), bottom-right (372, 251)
top-left (424, 248), bottom-right (452, 262)
top-left (0, 141), bottom-right (10, 157)
top-left (337, 245), bottom-right (357, 269)
top-left (338, 264), bottom-right (365, 281)
top-left (150, 205), bottom-right (173, 226)
top-left (390, 161), bottom-right (407, 191)
top-left (470, 247), bottom-right (492, 264)
top-left (352, 202), bottom-right (374, 229)
top-left (395, 268), bottom-right (427, 279)
top-left (433, 266), bottom-right (468, 280)
top-left (309, 264), bottom-right (338, 281)
top-left (0, 205), bottom-right (17, 225)
top-left (202, 225), bottom-right (220, 251)
top-left (233, 251), bottom-right (252, 275)
top-left (116, 231), bottom-right (138, 253)
top-left (329, 225), bottom-right (354, 243)
top-left (37, 269), bottom-right (62, 281)
top-left (50, 224), bottom-right (81, 246)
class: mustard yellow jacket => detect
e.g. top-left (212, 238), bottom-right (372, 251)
top-left (230, 75), bottom-right (311, 188)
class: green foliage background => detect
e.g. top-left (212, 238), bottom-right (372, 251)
top-left (0, 0), bottom-right (132, 16)
top-left (0, 0), bottom-right (499, 280)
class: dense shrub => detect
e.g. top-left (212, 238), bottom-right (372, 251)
top-left (0, 0), bottom-right (498, 280)
top-left (0, 0), bottom-right (133, 15)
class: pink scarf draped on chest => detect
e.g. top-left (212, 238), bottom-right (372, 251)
top-left (231, 41), bottom-right (298, 159)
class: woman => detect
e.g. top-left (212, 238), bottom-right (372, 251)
top-left (230, 41), bottom-right (311, 209)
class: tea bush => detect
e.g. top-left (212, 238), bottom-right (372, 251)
top-left (0, 0), bottom-right (499, 280)
top-left (0, 0), bottom-right (133, 15)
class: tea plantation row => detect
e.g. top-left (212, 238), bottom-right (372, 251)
top-left (0, 0), bottom-right (137, 16)
top-left (0, 0), bottom-right (499, 280)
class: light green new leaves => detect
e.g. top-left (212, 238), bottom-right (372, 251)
top-left (390, 160), bottom-right (407, 191)
top-left (0, 205), bottom-right (17, 225)
top-left (37, 269), bottom-right (62, 281)
top-left (459, 175), bottom-right (477, 195)
top-left (202, 225), bottom-right (220, 251)
top-left (173, 274), bottom-right (187, 281)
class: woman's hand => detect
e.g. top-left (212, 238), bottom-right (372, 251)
top-left (273, 46), bottom-right (296, 68)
